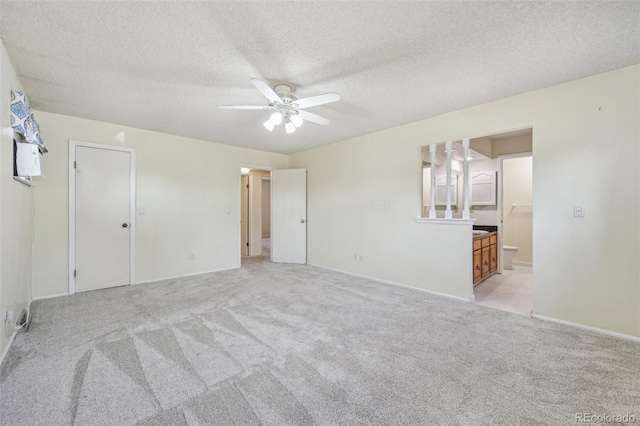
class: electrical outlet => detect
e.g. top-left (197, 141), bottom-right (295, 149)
top-left (358, 254), bottom-right (364, 261)
top-left (5, 309), bottom-right (14, 324)
top-left (189, 254), bottom-right (195, 261)
top-left (573, 205), bottom-right (585, 217)
top-left (354, 253), bottom-right (358, 260)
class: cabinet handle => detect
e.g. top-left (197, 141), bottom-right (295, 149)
top-left (475, 265), bottom-right (480, 270)
top-left (492, 257), bottom-right (496, 262)
top-left (484, 261), bottom-right (488, 265)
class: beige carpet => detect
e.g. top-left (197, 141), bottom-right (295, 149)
top-left (1, 261), bottom-right (638, 425)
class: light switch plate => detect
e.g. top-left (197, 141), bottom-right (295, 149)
top-left (573, 205), bottom-right (585, 217)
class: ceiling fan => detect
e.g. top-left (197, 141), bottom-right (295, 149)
top-left (218, 79), bottom-right (340, 134)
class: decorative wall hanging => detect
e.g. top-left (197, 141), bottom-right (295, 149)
top-left (10, 90), bottom-right (47, 154)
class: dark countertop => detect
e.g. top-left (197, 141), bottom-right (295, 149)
top-left (473, 231), bottom-right (497, 240)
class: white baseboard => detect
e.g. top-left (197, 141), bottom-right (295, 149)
top-left (135, 266), bottom-right (239, 285)
top-left (513, 261), bottom-right (532, 267)
top-left (307, 263), bottom-right (472, 303)
top-left (0, 331), bottom-right (17, 367)
top-left (31, 267), bottom-right (240, 301)
top-left (32, 292), bottom-right (69, 301)
top-left (532, 314), bottom-right (640, 343)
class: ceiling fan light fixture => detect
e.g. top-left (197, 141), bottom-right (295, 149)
top-left (290, 114), bottom-right (303, 128)
top-left (263, 119), bottom-right (275, 131)
top-left (220, 78), bottom-right (339, 134)
top-left (285, 121), bottom-right (296, 134)
top-left (270, 112), bottom-right (283, 125)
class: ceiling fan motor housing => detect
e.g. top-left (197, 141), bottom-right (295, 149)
top-left (274, 84), bottom-right (296, 101)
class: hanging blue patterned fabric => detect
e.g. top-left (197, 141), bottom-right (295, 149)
top-left (10, 90), bottom-right (30, 135)
top-left (10, 90), bottom-right (47, 153)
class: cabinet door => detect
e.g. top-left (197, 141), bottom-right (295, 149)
top-left (482, 246), bottom-right (490, 277)
top-left (490, 244), bottom-right (497, 273)
top-left (473, 250), bottom-right (482, 283)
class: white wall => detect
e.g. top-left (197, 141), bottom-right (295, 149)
top-left (502, 156), bottom-right (533, 264)
top-left (292, 128), bottom-right (473, 300)
top-left (32, 111), bottom-right (288, 296)
top-left (0, 43), bottom-right (33, 357)
top-left (290, 65), bottom-right (640, 338)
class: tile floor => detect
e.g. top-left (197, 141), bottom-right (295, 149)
top-left (241, 238), bottom-right (270, 265)
top-left (474, 265), bottom-right (533, 316)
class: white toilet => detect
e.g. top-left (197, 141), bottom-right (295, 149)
top-left (502, 245), bottom-right (518, 270)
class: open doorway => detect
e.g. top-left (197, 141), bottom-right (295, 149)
top-left (471, 130), bottom-right (533, 316)
top-left (240, 166), bottom-right (271, 265)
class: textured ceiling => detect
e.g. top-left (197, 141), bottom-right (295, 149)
top-left (1, 1), bottom-right (638, 154)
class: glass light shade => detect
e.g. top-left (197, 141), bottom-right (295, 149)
top-left (290, 115), bottom-right (303, 128)
top-left (240, 167), bottom-right (251, 174)
top-left (270, 112), bottom-right (283, 125)
top-left (285, 121), bottom-right (296, 134)
top-left (263, 119), bottom-right (275, 131)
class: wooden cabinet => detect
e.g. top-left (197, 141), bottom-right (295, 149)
top-left (473, 250), bottom-right (482, 282)
top-left (473, 232), bottom-right (498, 285)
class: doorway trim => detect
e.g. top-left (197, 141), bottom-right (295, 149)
top-left (238, 163), bottom-right (273, 266)
top-left (497, 151), bottom-right (532, 275)
top-left (68, 140), bottom-right (136, 294)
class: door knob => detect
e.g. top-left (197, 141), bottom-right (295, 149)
top-left (122, 223), bottom-right (129, 228)
top-left (300, 219), bottom-right (305, 223)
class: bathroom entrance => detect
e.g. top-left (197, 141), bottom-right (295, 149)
top-left (472, 131), bottom-right (533, 316)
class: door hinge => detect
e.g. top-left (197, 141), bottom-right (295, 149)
top-left (246, 184), bottom-right (249, 188)
top-left (246, 242), bottom-right (249, 247)
top-left (74, 269), bottom-right (77, 277)
top-left (74, 161), bottom-right (77, 169)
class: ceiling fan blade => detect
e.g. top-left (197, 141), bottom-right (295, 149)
top-left (298, 110), bottom-right (330, 125)
top-left (250, 78), bottom-right (281, 104)
top-left (217, 105), bottom-right (267, 110)
top-left (294, 93), bottom-right (340, 109)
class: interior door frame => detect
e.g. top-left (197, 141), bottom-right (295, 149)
top-left (238, 163), bottom-right (273, 266)
top-left (497, 151), bottom-right (532, 275)
top-left (68, 140), bottom-right (136, 294)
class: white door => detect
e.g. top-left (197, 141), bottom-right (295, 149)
top-left (75, 146), bottom-right (131, 292)
top-left (271, 169), bottom-right (306, 264)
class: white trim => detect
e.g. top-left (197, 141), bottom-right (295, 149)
top-left (69, 140), bottom-right (136, 295)
top-left (135, 266), bottom-right (238, 285)
top-left (32, 292), bottom-right (69, 301)
top-left (512, 260), bottom-right (533, 267)
top-left (238, 163), bottom-right (274, 171)
top-left (308, 263), bottom-right (473, 303)
top-left (497, 157), bottom-right (504, 274)
top-left (532, 314), bottom-right (640, 344)
top-left (497, 152), bottom-right (533, 275)
top-left (415, 217), bottom-right (476, 225)
top-left (0, 331), bottom-right (17, 366)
